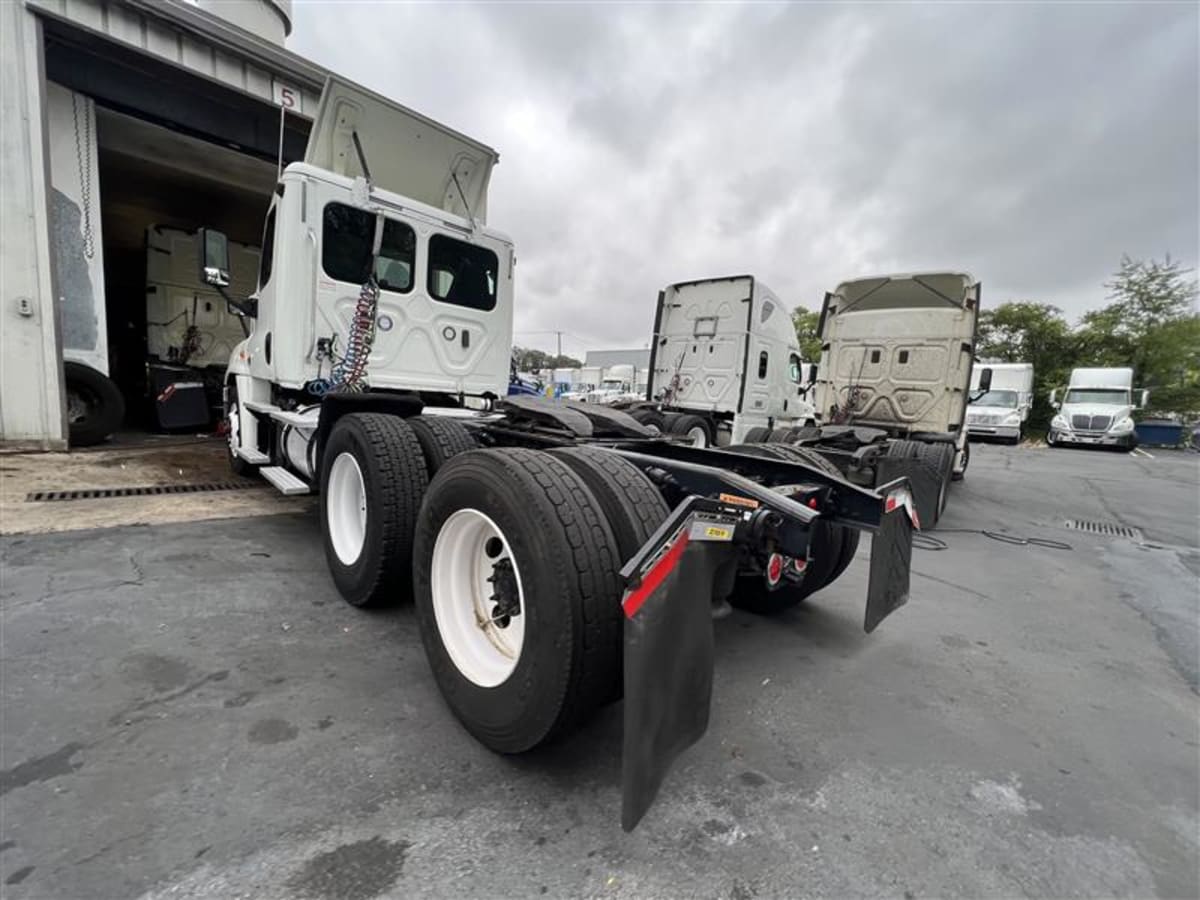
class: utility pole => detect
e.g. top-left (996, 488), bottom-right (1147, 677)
top-left (556, 331), bottom-right (562, 362)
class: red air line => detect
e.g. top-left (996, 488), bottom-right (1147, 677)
top-left (621, 531), bottom-right (691, 619)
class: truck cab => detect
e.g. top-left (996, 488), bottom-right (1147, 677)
top-left (966, 362), bottom-right (1033, 444)
top-left (640, 275), bottom-right (815, 446)
top-left (1048, 367), bottom-right (1145, 449)
top-left (211, 78), bottom-right (515, 485)
top-left (813, 272), bottom-right (982, 478)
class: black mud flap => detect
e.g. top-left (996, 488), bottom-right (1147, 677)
top-left (621, 531), bottom-right (736, 831)
top-left (864, 502), bottom-right (914, 633)
top-left (875, 456), bottom-right (939, 532)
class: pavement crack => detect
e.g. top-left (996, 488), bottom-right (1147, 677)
top-left (108, 670), bottom-right (230, 727)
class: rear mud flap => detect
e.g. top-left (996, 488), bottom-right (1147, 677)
top-left (621, 535), bottom-right (735, 831)
top-left (864, 505), bottom-right (914, 633)
top-left (875, 456), bottom-right (939, 531)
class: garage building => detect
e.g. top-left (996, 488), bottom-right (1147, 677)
top-left (2, 0), bottom-right (343, 448)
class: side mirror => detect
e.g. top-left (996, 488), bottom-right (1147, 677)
top-left (1138, 389), bottom-right (1149, 410)
top-left (977, 367), bottom-right (993, 393)
top-left (1049, 388), bottom-right (1059, 408)
top-left (199, 229), bottom-right (231, 287)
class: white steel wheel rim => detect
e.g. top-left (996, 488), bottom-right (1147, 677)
top-left (327, 452), bottom-right (368, 565)
top-left (430, 508), bottom-right (526, 688)
top-left (686, 425), bottom-right (709, 447)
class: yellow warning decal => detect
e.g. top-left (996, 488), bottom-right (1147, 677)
top-left (705, 526), bottom-right (733, 540)
top-left (719, 493), bottom-right (759, 510)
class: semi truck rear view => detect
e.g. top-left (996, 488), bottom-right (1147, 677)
top-left (203, 77), bottom-right (920, 830)
top-left (778, 272), bottom-right (987, 529)
top-left (631, 275), bottom-right (815, 446)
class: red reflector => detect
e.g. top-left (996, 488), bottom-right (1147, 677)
top-left (793, 557), bottom-right (808, 574)
top-left (885, 496), bottom-right (898, 513)
top-left (807, 496), bottom-right (819, 509)
top-left (766, 553), bottom-right (784, 586)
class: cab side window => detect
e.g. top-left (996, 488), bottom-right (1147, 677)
top-left (258, 208), bottom-right (276, 290)
top-left (788, 353), bottom-right (801, 383)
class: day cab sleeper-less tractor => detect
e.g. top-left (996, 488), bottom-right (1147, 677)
top-left (205, 78), bottom-right (920, 829)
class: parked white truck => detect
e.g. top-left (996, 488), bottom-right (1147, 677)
top-left (624, 275), bottom-right (816, 447)
top-left (207, 77), bottom-right (919, 830)
top-left (966, 362), bottom-right (1033, 444)
top-left (1048, 367), bottom-right (1145, 449)
top-left (780, 272), bottom-right (989, 529)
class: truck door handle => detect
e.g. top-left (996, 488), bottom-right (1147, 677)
top-left (461, 329), bottom-right (470, 349)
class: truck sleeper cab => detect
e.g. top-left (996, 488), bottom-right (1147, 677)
top-left (630, 275), bottom-right (816, 447)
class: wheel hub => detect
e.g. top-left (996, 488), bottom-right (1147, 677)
top-left (487, 558), bottom-right (521, 628)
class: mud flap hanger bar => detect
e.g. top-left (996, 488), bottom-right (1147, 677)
top-left (611, 441), bottom-right (890, 530)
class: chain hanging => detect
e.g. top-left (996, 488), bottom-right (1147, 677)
top-left (71, 93), bottom-right (95, 259)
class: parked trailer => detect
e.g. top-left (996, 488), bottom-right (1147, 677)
top-left (783, 272), bottom-right (990, 529)
top-left (210, 77), bottom-right (919, 829)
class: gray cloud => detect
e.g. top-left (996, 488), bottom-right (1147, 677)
top-left (291, 1), bottom-right (1198, 354)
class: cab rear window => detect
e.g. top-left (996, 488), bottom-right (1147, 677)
top-left (428, 235), bottom-right (498, 311)
top-left (321, 203), bottom-right (415, 293)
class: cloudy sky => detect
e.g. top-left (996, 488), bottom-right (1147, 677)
top-left (291, 1), bottom-right (1198, 356)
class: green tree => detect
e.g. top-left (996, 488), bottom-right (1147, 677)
top-left (976, 301), bottom-right (1077, 433)
top-left (1077, 255), bottom-right (1199, 416)
top-left (791, 307), bottom-right (822, 361)
top-left (512, 345), bottom-right (582, 371)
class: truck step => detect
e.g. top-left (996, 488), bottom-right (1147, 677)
top-left (259, 466), bottom-right (311, 495)
top-left (269, 409), bottom-right (317, 428)
top-left (236, 447), bottom-right (271, 465)
top-left (242, 400), bottom-right (280, 414)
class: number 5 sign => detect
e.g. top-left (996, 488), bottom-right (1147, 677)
top-left (272, 79), bottom-right (303, 114)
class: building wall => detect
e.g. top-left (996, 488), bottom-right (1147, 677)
top-left (0, 4), bottom-right (66, 447)
top-left (584, 349), bottom-right (651, 370)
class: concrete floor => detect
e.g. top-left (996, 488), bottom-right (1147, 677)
top-left (1, 444), bottom-right (1197, 898)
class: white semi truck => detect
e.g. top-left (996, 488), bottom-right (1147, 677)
top-left (778, 272), bottom-right (990, 530)
top-left (625, 275), bottom-right (816, 447)
top-left (1048, 367), bottom-right (1145, 449)
top-left (208, 77), bottom-right (919, 829)
top-left (966, 362), bottom-right (1034, 444)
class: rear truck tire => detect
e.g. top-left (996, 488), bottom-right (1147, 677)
top-left (743, 426), bottom-right (771, 443)
top-left (721, 443), bottom-right (845, 614)
top-left (64, 361), bottom-right (125, 447)
top-left (224, 382), bottom-right (255, 478)
top-left (408, 415), bottom-right (478, 476)
top-left (920, 442), bottom-right (954, 519)
top-left (765, 427), bottom-right (793, 443)
top-left (413, 448), bottom-right (624, 752)
top-left (547, 446), bottom-right (670, 566)
top-left (629, 408), bottom-right (666, 432)
top-left (320, 413), bottom-right (428, 608)
top-left (668, 413), bottom-right (714, 448)
top-left (885, 439), bottom-right (947, 528)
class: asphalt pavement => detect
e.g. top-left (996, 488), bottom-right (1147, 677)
top-left (2, 443), bottom-right (1197, 898)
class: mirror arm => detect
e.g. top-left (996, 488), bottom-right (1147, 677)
top-left (215, 283), bottom-right (258, 320)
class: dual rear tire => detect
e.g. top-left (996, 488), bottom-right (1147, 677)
top-left (319, 414), bottom-right (668, 752)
